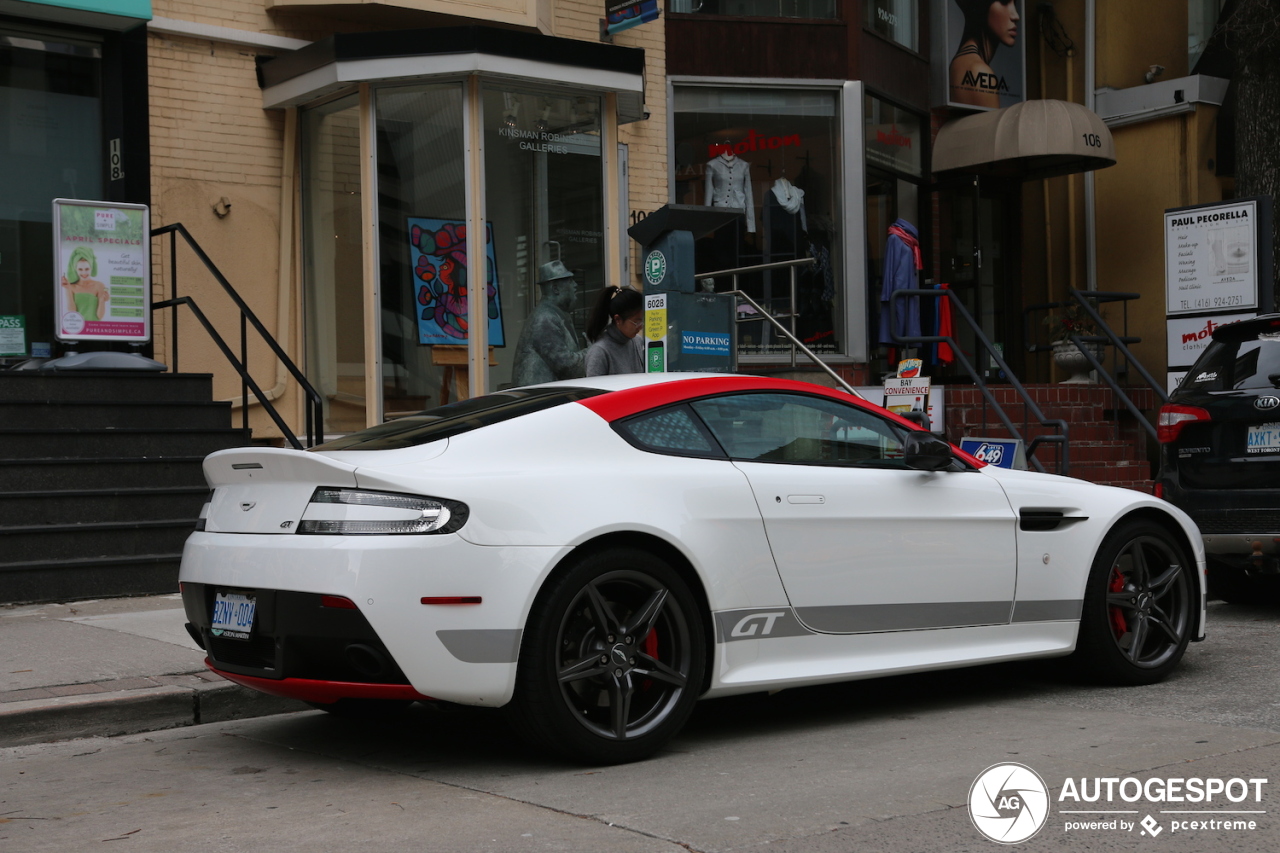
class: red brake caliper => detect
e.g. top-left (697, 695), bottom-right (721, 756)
top-left (641, 628), bottom-right (659, 691)
top-left (1108, 567), bottom-right (1128, 638)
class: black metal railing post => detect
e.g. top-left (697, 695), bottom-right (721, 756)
top-left (891, 288), bottom-right (1070, 475)
top-left (152, 223), bottom-right (324, 448)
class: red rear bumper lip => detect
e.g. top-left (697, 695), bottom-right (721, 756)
top-left (205, 659), bottom-right (434, 704)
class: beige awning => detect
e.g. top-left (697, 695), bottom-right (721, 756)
top-left (932, 100), bottom-right (1116, 181)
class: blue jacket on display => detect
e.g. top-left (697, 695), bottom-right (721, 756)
top-left (878, 218), bottom-right (922, 346)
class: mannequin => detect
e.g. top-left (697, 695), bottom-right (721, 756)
top-left (704, 143), bottom-right (755, 233)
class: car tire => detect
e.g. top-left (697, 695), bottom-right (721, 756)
top-left (508, 547), bottom-right (706, 764)
top-left (1071, 519), bottom-right (1195, 685)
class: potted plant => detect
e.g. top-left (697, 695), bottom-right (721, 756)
top-left (1043, 303), bottom-right (1105, 384)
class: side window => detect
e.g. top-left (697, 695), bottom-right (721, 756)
top-left (617, 405), bottom-right (723, 458)
top-left (689, 393), bottom-right (908, 466)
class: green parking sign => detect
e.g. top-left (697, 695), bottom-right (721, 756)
top-left (0, 315), bottom-right (25, 357)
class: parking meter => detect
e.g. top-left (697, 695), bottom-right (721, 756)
top-left (628, 204), bottom-right (741, 373)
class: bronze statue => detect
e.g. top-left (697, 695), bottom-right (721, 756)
top-left (512, 260), bottom-right (587, 386)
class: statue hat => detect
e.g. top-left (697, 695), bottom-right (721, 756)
top-left (537, 260), bottom-right (575, 285)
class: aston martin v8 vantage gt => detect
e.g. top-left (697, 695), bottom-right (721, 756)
top-left (179, 374), bottom-right (1206, 763)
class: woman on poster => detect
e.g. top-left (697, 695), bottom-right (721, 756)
top-left (61, 246), bottom-right (110, 322)
top-left (949, 0), bottom-right (1020, 109)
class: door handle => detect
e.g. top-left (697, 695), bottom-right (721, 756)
top-left (787, 495), bottom-right (825, 504)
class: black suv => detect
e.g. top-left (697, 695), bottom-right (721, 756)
top-left (1158, 314), bottom-right (1280, 602)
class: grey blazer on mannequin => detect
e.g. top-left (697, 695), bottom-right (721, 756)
top-left (704, 155), bottom-right (755, 232)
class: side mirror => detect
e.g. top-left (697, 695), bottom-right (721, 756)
top-left (903, 431), bottom-right (954, 471)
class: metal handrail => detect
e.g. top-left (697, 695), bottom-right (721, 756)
top-left (152, 296), bottom-right (306, 450)
top-left (697, 257), bottom-right (815, 369)
top-left (890, 288), bottom-right (1070, 475)
top-left (1066, 290), bottom-right (1168, 440)
top-left (692, 258), bottom-right (863, 398)
top-left (1026, 291), bottom-right (1167, 442)
top-left (152, 223), bottom-right (324, 448)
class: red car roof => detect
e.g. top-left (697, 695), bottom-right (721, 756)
top-left (576, 375), bottom-right (985, 468)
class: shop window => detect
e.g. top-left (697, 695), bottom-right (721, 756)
top-left (864, 0), bottom-right (919, 52)
top-left (373, 83), bottom-right (466, 417)
top-left (863, 94), bottom-right (925, 374)
top-left (0, 32), bottom-right (103, 359)
top-left (302, 95), bottom-right (366, 435)
top-left (672, 85), bottom-right (843, 358)
top-left (667, 0), bottom-right (836, 19)
top-left (482, 87), bottom-right (604, 391)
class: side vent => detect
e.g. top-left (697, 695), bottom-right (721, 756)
top-left (1019, 510), bottom-right (1089, 532)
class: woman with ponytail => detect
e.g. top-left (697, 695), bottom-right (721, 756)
top-left (584, 285), bottom-right (645, 376)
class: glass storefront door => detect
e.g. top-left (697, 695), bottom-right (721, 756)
top-left (939, 175), bottom-right (1020, 381)
top-left (0, 31), bottom-right (103, 356)
top-left (483, 86), bottom-right (603, 391)
top-left (374, 82), bottom-right (465, 416)
top-left (301, 95), bottom-right (365, 434)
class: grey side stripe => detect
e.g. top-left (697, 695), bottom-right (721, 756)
top-left (713, 600), bottom-right (1084, 642)
top-left (796, 601), bottom-right (1014, 633)
top-left (1011, 599), bottom-right (1083, 622)
top-left (436, 629), bottom-right (522, 663)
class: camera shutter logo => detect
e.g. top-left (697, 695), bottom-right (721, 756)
top-left (969, 763), bottom-right (1050, 844)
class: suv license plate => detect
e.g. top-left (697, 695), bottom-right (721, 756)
top-left (1246, 422), bottom-right (1280, 454)
top-left (211, 592), bottom-right (256, 640)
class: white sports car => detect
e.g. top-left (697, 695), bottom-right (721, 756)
top-left (179, 373), bottom-right (1206, 763)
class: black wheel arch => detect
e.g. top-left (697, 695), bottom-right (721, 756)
top-left (529, 531), bottom-right (717, 695)
top-left (1107, 507), bottom-right (1206, 641)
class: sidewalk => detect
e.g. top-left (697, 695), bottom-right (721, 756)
top-left (0, 593), bottom-right (306, 747)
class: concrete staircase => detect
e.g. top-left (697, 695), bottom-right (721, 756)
top-left (0, 372), bottom-right (250, 604)
top-left (944, 385), bottom-right (1159, 491)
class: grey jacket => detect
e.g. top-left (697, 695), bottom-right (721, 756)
top-left (704, 155), bottom-right (755, 232)
top-left (585, 324), bottom-right (645, 376)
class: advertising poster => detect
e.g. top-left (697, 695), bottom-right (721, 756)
top-left (1165, 199), bottom-right (1261, 316)
top-left (52, 199), bottom-right (150, 343)
top-left (937, 0), bottom-right (1026, 110)
top-left (408, 218), bottom-right (505, 347)
top-left (1166, 312), bottom-right (1257, 371)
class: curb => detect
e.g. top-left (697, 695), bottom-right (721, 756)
top-left (0, 679), bottom-right (309, 747)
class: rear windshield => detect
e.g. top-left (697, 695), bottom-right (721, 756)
top-left (313, 387), bottom-right (605, 451)
top-left (1181, 335), bottom-right (1280, 392)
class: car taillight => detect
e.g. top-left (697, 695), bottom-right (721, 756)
top-left (297, 487), bottom-right (468, 535)
top-left (1157, 404), bottom-right (1211, 444)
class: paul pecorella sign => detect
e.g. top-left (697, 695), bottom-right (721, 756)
top-left (53, 199), bottom-right (151, 344)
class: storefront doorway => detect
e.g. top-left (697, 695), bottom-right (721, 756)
top-left (936, 174), bottom-right (1022, 382)
top-left (0, 30), bottom-right (104, 354)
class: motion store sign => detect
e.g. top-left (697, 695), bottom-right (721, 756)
top-left (969, 762), bottom-right (1268, 844)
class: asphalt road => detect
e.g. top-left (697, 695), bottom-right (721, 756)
top-left (4, 601), bottom-right (1280, 853)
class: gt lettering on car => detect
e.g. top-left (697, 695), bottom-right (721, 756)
top-left (730, 611), bottom-right (786, 637)
top-left (714, 608), bottom-right (813, 643)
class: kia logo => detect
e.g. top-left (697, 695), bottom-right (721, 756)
top-left (1255, 396), bottom-right (1280, 411)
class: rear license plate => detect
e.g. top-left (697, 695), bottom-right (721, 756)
top-left (1246, 422), bottom-right (1280, 454)
top-left (212, 592), bottom-right (256, 640)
